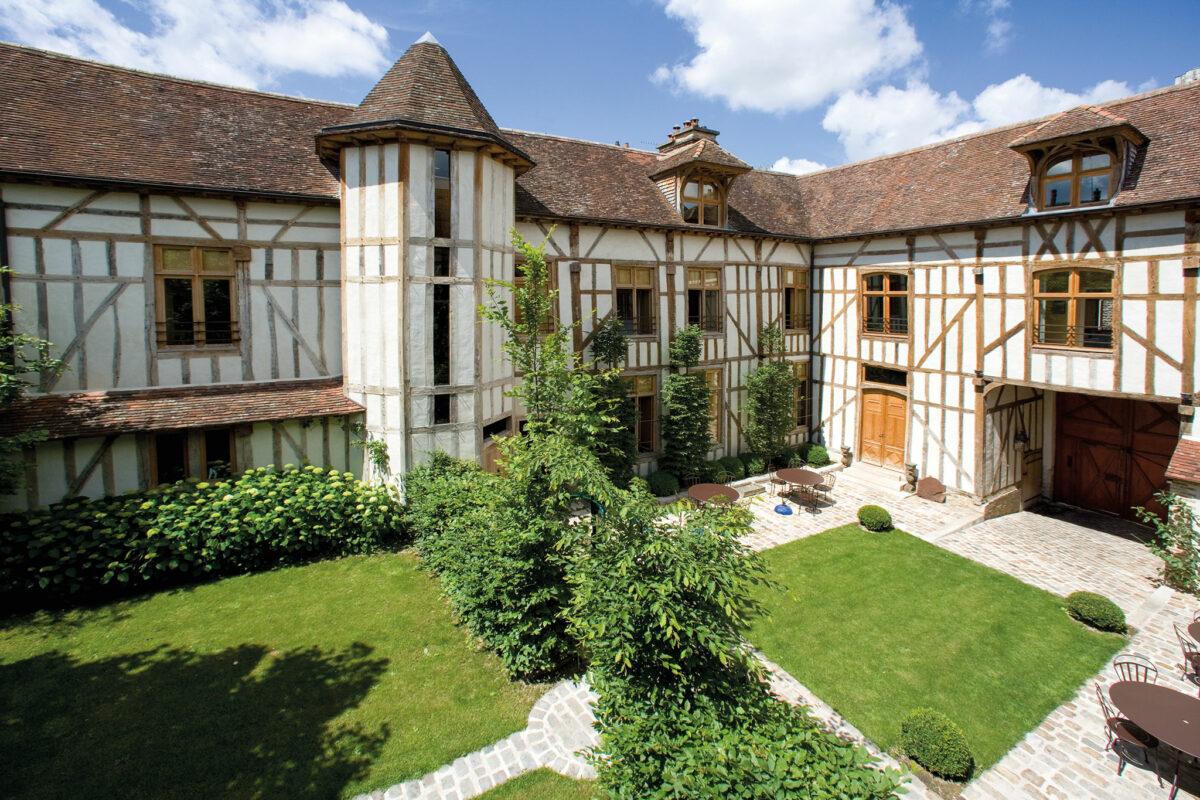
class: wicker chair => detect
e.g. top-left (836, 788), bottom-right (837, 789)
top-left (1113, 654), bottom-right (1158, 684)
top-left (1095, 685), bottom-right (1157, 776)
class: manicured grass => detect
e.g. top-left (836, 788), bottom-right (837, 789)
top-left (0, 551), bottom-right (544, 799)
top-left (749, 526), bottom-right (1126, 772)
top-left (480, 769), bottom-right (595, 799)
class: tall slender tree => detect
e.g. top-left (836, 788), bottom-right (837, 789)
top-left (659, 325), bottom-right (712, 479)
top-left (742, 324), bottom-right (796, 467)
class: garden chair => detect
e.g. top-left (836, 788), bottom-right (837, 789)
top-left (768, 469), bottom-right (789, 498)
top-left (1113, 654), bottom-right (1158, 684)
top-left (1095, 685), bottom-right (1157, 776)
top-left (1174, 623), bottom-right (1200, 682)
top-left (811, 471), bottom-right (836, 505)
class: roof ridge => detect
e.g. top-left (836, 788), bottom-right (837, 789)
top-left (0, 39), bottom-right (356, 109)
top-left (502, 127), bottom-right (656, 155)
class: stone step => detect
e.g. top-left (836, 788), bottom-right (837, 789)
top-left (841, 463), bottom-right (906, 493)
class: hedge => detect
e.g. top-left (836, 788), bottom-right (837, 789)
top-left (739, 452), bottom-right (766, 477)
top-left (647, 471), bottom-right (680, 497)
top-left (858, 505), bottom-right (892, 531)
top-left (1065, 591), bottom-right (1127, 633)
top-left (0, 465), bottom-right (403, 604)
top-left (900, 708), bottom-right (974, 781)
top-left (718, 456), bottom-right (746, 481)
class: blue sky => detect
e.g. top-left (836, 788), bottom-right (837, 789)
top-left (2, 1), bottom-right (1197, 173)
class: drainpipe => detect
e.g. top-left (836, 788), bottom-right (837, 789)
top-left (0, 195), bottom-right (14, 362)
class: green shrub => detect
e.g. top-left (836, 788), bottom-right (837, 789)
top-left (806, 444), bottom-right (831, 467)
top-left (646, 471), bottom-right (680, 497)
top-left (718, 456), bottom-right (746, 481)
top-left (1065, 591), bottom-right (1127, 633)
top-left (900, 708), bottom-right (974, 781)
top-left (700, 460), bottom-right (728, 483)
top-left (786, 448), bottom-right (807, 468)
top-left (858, 505), bottom-right (892, 531)
top-left (0, 465), bottom-right (403, 604)
top-left (739, 452), bottom-right (766, 477)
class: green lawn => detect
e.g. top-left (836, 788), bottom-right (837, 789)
top-left (480, 769), bottom-right (595, 799)
top-left (0, 551), bottom-right (544, 799)
top-left (749, 526), bottom-right (1126, 772)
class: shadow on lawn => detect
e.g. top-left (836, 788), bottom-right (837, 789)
top-left (1, 642), bottom-right (390, 799)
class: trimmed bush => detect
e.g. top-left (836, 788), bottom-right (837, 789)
top-left (858, 505), bottom-right (892, 531)
top-left (786, 449), bottom-right (807, 468)
top-left (806, 444), bottom-right (831, 467)
top-left (718, 455), bottom-right (746, 481)
top-left (0, 465), bottom-right (404, 604)
top-left (1065, 591), bottom-right (1127, 633)
top-left (739, 452), bottom-right (766, 477)
top-left (900, 708), bottom-right (975, 781)
top-left (646, 470), bottom-right (680, 497)
top-left (700, 461), bottom-right (729, 483)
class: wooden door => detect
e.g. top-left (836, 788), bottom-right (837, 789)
top-left (861, 389), bottom-right (907, 470)
top-left (1054, 395), bottom-right (1179, 519)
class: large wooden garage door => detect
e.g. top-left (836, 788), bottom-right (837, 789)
top-left (861, 389), bottom-right (907, 470)
top-left (1054, 394), bottom-right (1179, 519)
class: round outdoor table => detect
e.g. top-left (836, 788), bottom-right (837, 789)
top-left (1187, 620), bottom-right (1200, 643)
top-left (1109, 681), bottom-right (1200, 768)
top-left (688, 483), bottom-right (740, 505)
top-left (775, 467), bottom-right (823, 511)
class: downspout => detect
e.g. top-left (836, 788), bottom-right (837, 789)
top-left (0, 195), bottom-right (14, 362)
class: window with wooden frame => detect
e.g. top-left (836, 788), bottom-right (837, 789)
top-left (705, 368), bottom-right (722, 443)
top-left (686, 267), bottom-right (722, 332)
top-left (155, 246), bottom-right (237, 348)
top-left (152, 427), bottom-right (235, 485)
top-left (793, 362), bottom-right (811, 429)
top-left (434, 149), bottom-right (452, 238)
top-left (861, 272), bottom-right (908, 336)
top-left (680, 177), bottom-right (723, 226)
top-left (513, 256), bottom-right (555, 333)
top-left (630, 374), bottom-right (658, 453)
top-left (783, 268), bottom-right (808, 331)
top-left (1040, 150), bottom-right (1114, 210)
top-left (1033, 268), bottom-right (1114, 349)
top-left (615, 266), bottom-right (656, 336)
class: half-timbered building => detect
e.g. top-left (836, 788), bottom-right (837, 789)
top-left (1, 34), bottom-right (1197, 522)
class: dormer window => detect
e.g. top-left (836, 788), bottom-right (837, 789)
top-left (1042, 151), bottom-right (1113, 209)
top-left (681, 178), bottom-right (723, 226)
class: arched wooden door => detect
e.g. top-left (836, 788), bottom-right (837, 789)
top-left (860, 389), bottom-right (907, 470)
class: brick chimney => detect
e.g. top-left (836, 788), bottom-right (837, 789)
top-left (658, 118), bottom-right (720, 153)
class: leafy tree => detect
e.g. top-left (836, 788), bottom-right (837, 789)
top-left (1, 265), bottom-right (64, 495)
top-left (743, 324), bottom-right (797, 467)
top-left (659, 325), bottom-right (711, 479)
top-left (590, 316), bottom-right (638, 487)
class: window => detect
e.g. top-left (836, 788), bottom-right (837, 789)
top-left (434, 149), bottom-right (451, 238)
top-left (862, 273), bottom-right (908, 336)
top-left (513, 258), bottom-right (555, 333)
top-left (631, 374), bottom-right (657, 453)
top-left (1042, 151), bottom-right (1113, 209)
top-left (863, 365), bottom-right (907, 386)
top-left (433, 284), bottom-right (450, 385)
top-left (705, 368), bottom-right (722, 443)
top-left (155, 246), bottom-right (237, 348)
top-left (433, 246), bottom-right (450, 277)
top-left (783, 269), bottom-right (808, 331)
top-left (794, 362), bottom-right (811, 429)
top-left (153, 427), bottom-right (235, 485)
top-left (1033, 269), bottom-right (1114, 349)
top-left (687, 268), bottom-right (722, 332)
top-left (433, 393), bottom-right (453, 425)
top-left (681, 178), bottom-right (723, 226)
top-left (615, 266), bottom-right (656, 336)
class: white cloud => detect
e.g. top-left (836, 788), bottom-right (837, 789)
top-left (654, 0), bottom-right (922, 113)
top-left (0, 0), bottom-right (390, 90)
top-left (823, 74), bottom-right (1135, 161)
top-left (770, 156), bottom-right (828, 175)
top-left (959, 0), bottom-right (1011, 53)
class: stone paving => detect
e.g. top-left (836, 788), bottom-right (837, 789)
top-left (740, 465), bottom-right (981, 552)
top-left (354, 680), bottom-right (598, 800)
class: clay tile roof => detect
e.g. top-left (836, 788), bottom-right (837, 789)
top-left (0, 41), bottom-right (348, 199)
top-left (0, 379), bottom-right (362, 441)
top-left (1009, 105), bottom-right (1136, 147)
top-left (651, 138), bottom-right (751, 177)
top-left (1166, 439), bottom-right (1200, 484)
top-left (338, 36), bottom-right (500, 136)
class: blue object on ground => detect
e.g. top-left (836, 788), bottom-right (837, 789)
top-left (774, 504), bottom-right (793, 515)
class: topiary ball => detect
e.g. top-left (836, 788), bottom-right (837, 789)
top-left (806, 444), bottom-right (831, 467)
top-left (1065, 591), bottom-right (1127, 633)
top-left (858, 504), bottom-right (892, 531)
top-left (718, 456), bottom-right (746, 481)
top-left (900, 708), bottom-right (975, 782)
top-left (739, 453), bottom-right (766, 477)
top-left (646, 471), bottom-right (680, 498)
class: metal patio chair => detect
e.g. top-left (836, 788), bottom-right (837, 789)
top-left (1095, 684), bottom-right (1157, 776)
top-left (1175, 623), bottom-right (1200, 682)
top-left (1114, 654), bottom-right (1158, 684)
